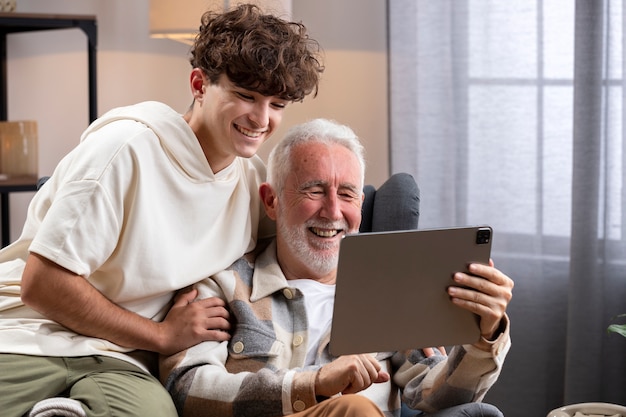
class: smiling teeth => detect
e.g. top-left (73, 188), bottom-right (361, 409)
top-left (311, 227), bottom-right (339, 237)
top-left (237, 125), bottom-right (264, 138)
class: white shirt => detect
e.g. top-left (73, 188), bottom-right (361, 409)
top-left (289, 278), bottom-right (335, 365)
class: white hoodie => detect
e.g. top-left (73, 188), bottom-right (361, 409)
top-left (0, 101), bottom-right (271, 371)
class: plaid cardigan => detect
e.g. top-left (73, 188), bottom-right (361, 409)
top-left (160, 241), bottom-right (511, 417)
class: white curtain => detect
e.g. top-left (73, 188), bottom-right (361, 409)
top-left (389, 1), bottom-right (626, 416)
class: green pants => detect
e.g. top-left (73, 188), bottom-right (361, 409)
top-left (0, 353), bottom-right (178, 417)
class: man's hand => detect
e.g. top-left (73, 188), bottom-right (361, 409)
top-left (157, 288), bottom-right (231, 355)
top-left (315, 354), bottom-right (390, 397)
top-left (422, 346), bottom-right (447, 357)
top-left (447, 259), bottom-right (513, 340)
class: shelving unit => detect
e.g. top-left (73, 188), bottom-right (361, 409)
top-left (0, 13), bottom-right (97, 247)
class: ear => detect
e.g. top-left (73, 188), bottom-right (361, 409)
top-left (190, 68), bottom-right (206, 101)
top-left (259, 183), bottom-right (279, 221)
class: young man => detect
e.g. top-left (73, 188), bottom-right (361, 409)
top-left (160, 119), bottom-right (514, 417)
top-left (0, 4), bottom-right (323, 417)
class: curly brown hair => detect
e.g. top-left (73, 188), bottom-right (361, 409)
top-left (190, 4), bottom-right (324, 102)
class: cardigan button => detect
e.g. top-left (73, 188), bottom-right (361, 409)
top-left (293, 335), bottom-right (304, 347)
top-left (293, 400), bottom-right (306, 412)
top-left (233, 341), bottom-right (244, 353)
top-left (283, 288), bottom-right (294, 299)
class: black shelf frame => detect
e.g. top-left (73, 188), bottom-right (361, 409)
top-left (0, 13), bottom-right (97, 247)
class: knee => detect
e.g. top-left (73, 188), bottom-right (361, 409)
top-left (475, 403), bottom-right (504, 417)
top-left (108, 379), bottom-right (178, 417)
top-left (330, 395), bottom-right (384, 417)
top-left (455, 402), bottom-right (504, 417)
top-left (127, 390), bottom-right (178, 417)
top-left (71, 372), bottom-right (178, 417)
top-left (83, 389), bottom-right (178, 417)
top-left (430, 402), bottom-right (503, 417)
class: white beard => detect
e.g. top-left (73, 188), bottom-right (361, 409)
top-left (277, 210), bottom-right (346, 277)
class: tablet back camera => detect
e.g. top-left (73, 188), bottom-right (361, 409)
top-left (476, 228), bottom-right (491, 245)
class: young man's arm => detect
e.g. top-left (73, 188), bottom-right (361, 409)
top-left (20, 253), bottom-right (230, 355)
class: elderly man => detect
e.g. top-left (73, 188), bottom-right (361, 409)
top-left (160, 118), bottom-right (513, 417)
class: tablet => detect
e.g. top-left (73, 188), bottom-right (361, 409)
top-left (329, 225), bottom-right (493, 356)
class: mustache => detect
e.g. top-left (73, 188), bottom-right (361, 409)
top-left (305, 220), bottom-right (350, 231)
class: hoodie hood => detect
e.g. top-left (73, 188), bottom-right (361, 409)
top-left (81, 101), bottom-right (214, 181)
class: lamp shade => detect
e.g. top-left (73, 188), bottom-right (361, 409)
top-left (150, 0), bottom-right (292, 44)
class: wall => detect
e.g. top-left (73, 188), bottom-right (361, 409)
top-left (4, 0), bottom-right (388, 243)
top-left (274, 0), bottom-right (389, 184)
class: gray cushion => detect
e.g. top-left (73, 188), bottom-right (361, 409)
top-left (360, 172), bottom-right (420, 233)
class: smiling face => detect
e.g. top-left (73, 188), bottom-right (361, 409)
top-left (260, 141), bottom-right (363, 284)
top-left (186, 71), bottom-right (289, 173)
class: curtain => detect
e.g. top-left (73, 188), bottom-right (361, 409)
top-left (389, 1), bottom-right (626, 416)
